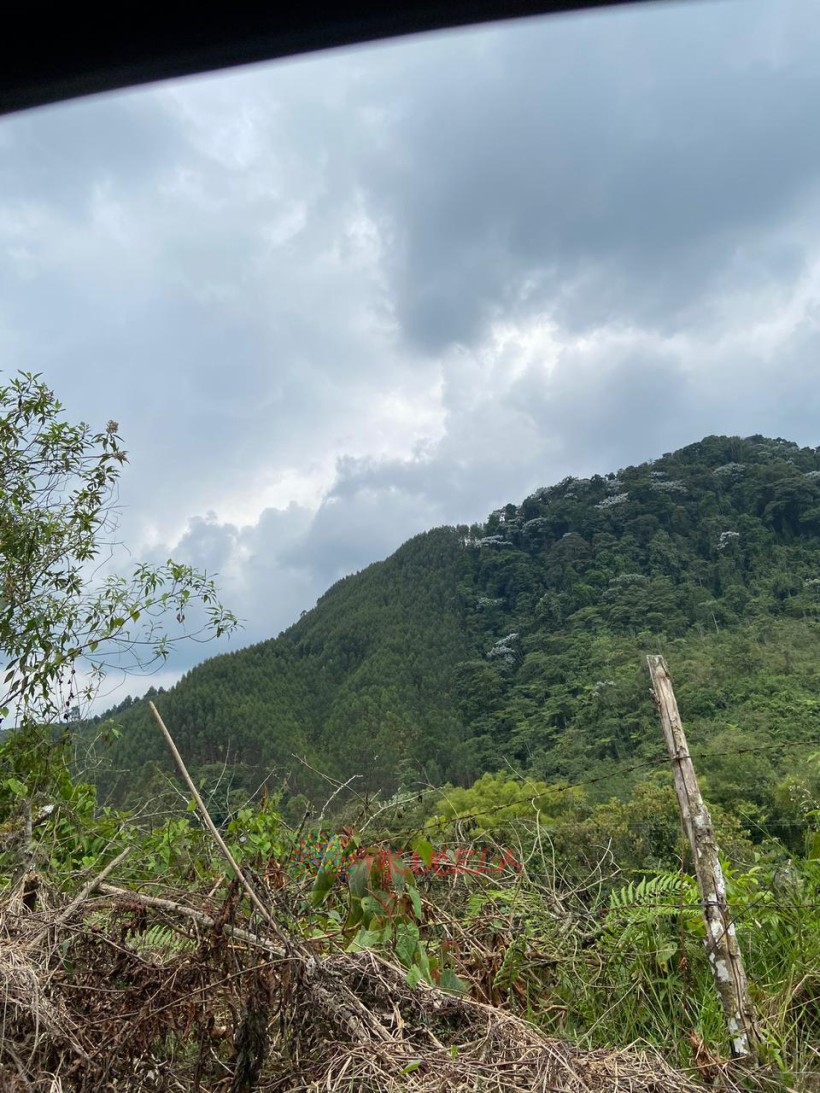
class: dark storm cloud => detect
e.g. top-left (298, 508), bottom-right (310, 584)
top-left (507, 345), bottom-right (698, 471)
top-left (357, 0), bottom-right (820, 350)
top-left (0, 62), bottom-right (409, 532)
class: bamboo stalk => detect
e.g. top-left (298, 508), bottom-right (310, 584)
top-left (147, 701), bottom-right (393, 1044)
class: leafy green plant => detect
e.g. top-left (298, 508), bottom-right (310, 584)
top-left (308, 834), bottom-right (468, 992)
top-left (226, 798), bottom-right (284, 864)
top-left (0, 371), bottom-right (238, 732)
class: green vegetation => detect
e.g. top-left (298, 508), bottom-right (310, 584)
top-left (1, 733), bottom-right (818, 1086)
top-left (94, 433), bottom-right (820, 856)
top-left (3, 407), bottom-right (820, 1087)
top-left (0, 371), bottom-right (237, 731)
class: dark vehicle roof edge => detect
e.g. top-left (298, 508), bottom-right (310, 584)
top-left (2, 0), bottom-right (663, 116)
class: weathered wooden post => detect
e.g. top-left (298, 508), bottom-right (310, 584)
top-left (647, 655), bottom-right (758, 1061)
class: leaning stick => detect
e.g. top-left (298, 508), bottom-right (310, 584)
top-left (148, 702), bottom-right (392, 1044)
top-left (148, 701), bottom-right (287, 946)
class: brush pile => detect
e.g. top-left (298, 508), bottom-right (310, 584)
top-left (0, 868), bottom-right (724, 1093)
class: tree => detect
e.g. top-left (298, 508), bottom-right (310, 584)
top-left (0, 371), bottom-right (238, 730)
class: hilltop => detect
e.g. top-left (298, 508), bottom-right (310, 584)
top-left (91, 434), bottom-right (820, 824)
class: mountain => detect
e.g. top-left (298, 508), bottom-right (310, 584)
top-left (90, 435), bottom-right (820, 819)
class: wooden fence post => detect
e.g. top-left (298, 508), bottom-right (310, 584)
top-left (646, 655), bottom-right (758, 1060)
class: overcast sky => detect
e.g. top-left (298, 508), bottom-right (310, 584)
top-left (3, 0), bottom-right (820, 692)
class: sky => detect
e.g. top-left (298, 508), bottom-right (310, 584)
top-left (3, 0), bottom-right (820, 694)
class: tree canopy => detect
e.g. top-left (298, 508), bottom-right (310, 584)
top-left (89, 432), bottom-right (820, 849)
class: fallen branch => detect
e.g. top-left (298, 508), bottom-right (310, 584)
top-left (97, 882), bottom-right (284, 956)
top-left (28, 846), bottom-right (131, 949)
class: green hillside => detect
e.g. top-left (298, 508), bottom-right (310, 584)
top-left (95, 526), bottom-right (471, 805)
top-left (92, 434), bottom-right (820, 827)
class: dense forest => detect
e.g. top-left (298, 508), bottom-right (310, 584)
top-left (5, 422), bottom-right (820, 1089)
top-left (88, 433), bottom-right (820, 852)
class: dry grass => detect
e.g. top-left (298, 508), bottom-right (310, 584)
top-left (277, 951), bottom-right (713, 1092)
top-left (0, 872), bottom-right (730, 1093)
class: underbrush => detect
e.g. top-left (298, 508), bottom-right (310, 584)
top-left (0, 741), bottom-right (817, 1090)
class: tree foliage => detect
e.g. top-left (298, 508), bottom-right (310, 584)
top-left (0, 371), bottom-right (238, 729)
top-left (92, 433), bottom-right (820, 851)
top-left (3, 411), bottom-right (820, 1085)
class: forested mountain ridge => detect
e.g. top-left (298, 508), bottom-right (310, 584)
top-left (98, 526), bottom-right (471, 805)
top-left (93, 434), bottom-right (820, 819)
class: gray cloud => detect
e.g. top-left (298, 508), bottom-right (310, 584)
top-left (358, 0), bottom-right (820, 350)
top-left (3, 0), bottom-right (820, 702)
top-left (0, 92), bottom-right (185, 215)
